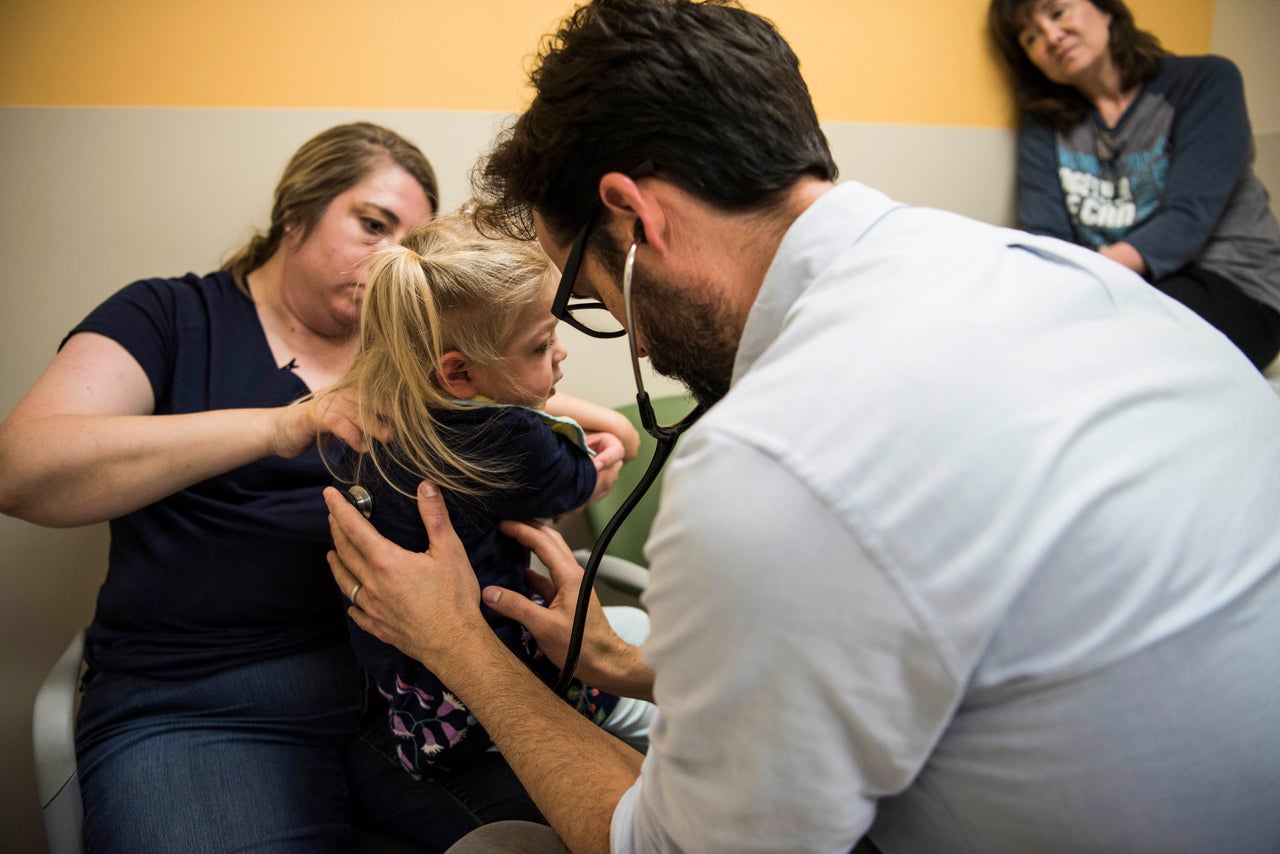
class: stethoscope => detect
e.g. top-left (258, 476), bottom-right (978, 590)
top-left (551, 238), bottom-right (706, 691)
top-left (343, 237), bottom-right (707, 695)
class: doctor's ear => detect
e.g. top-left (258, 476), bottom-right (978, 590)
top-left (437, 352), bottom-right (479, 399)
top-left (598, 171), bottom-right (666, 253)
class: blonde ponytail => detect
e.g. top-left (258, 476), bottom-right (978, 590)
top-left (329, 210), bottom-right (556, 498)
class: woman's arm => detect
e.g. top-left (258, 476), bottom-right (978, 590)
top-left (583, 432), bottom-right (624, 505)
top-left (1122, 57), bottom-right (1254, 279)
top-left (0, 332), bottom-right (361, 527)
top-left (546, 392), bottom-right (641, 461)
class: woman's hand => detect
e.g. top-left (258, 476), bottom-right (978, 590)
top-left (1099, 242), bottom-right (1149, 277)
top-left (0, 332), bottom-right (377, 526)
top-left (598, 409), bottom-right (641, 462)
top-left (585, 431), bottom-right (625, 503)
top-left (486, 518), bottom-right (655, 701)
top-left (269, 387), bottom-right (388, 459)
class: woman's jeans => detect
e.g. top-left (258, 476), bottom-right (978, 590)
top-left (75, 642), bottom-right (543, 853)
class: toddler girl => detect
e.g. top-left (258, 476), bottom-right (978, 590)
top-left (328, 211), bottom-right (652, 779)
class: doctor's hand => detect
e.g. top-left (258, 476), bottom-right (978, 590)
top-left (487, 519), bottom-right (655, 702)
top-left (324, 483), bottom-right (487, 669)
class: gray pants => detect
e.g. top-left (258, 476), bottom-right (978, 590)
top-left (444, 821), bottom-right (570, 854)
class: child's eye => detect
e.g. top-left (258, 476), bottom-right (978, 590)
top-left (362, 217), bottom-right (388, 235)
top-left (535, 337), bottom-right (556, 354)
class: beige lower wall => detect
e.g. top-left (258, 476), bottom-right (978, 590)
top-left (1257, 133), bottom-right (1280, 212)
top-left (0, 104), bottom-right (1274, 850)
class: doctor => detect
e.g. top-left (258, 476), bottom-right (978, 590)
top-left (325, 1), bottom-right (1280, 852)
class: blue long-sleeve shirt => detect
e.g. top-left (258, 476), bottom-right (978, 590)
top-left (1016, 55), bottom-right (1280, 312)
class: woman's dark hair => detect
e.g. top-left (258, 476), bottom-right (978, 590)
top-left (223, 122), bottom-right (439, 295)
top-left (472, 0), bottom-right (838, 246)
top-left (988, 0), bottom-right (1169, 129)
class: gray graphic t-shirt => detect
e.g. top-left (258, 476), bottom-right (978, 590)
top-left (1016, 56), bottom-right (1280, 313)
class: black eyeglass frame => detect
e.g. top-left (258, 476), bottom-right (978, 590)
top-left (550, 161), bottom-right (658, 339)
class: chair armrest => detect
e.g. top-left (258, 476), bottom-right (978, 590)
top-left (574, 549), bottom-right (650, 599)
top-left (33, 629), bottom-right (86, 808)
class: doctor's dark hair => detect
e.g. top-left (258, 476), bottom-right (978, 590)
top-left (988, 0), bottom-right (1168, 130)
top-left (223, 122), bottom-right (439, 295)
top-left (472, 0), bottom-right (837, 246)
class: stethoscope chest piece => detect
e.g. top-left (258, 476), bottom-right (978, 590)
top-left (343, 485), bottom-right (374, 519)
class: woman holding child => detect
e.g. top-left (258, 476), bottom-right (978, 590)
top-left (0, 122), bottom-right (636, 852)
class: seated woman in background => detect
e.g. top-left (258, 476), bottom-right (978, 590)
top-left (327, 211), bottom-right (651, 782)
top-left (0, 122), bottom-right (607, 852)
top-left (989, 0), bottom-right (1280, 370)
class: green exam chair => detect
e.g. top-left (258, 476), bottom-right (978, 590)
top-left (577, 395), bottom-right (698, 598)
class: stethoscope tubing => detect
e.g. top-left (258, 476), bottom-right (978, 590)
top-left (554, 237), bottom-right (706, 693)
top-left (553, 425), bottom-right (680, 694)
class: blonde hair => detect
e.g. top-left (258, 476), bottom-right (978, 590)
top-left (330, 209), bottom-right (556, 498)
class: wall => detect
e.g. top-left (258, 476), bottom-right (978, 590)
top-left (0, 1), bottom-right (1260, 850)
top-left (1213, 0), bottom-right (1280, 200)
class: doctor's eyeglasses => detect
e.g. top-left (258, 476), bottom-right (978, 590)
top-left (553, 215), bottom-right (624, 337)
top-left (550, 161), bottom-right (657, 339)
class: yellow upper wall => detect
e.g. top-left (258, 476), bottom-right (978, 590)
top-left (0, 0), bottom-right (1214, 127)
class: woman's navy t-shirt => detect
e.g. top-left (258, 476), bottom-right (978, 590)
top-left (68, 271), bottom-right (344, 679)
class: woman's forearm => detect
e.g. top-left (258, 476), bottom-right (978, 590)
top-left (0, 407), bottom-right (288, 526)
top-left (0, 331), bottom-right (338, 527)
top-left (547, 393), bottom-right (641, 460)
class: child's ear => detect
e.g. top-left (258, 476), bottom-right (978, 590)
top-left (437, 351), bottom-right (479, 399)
